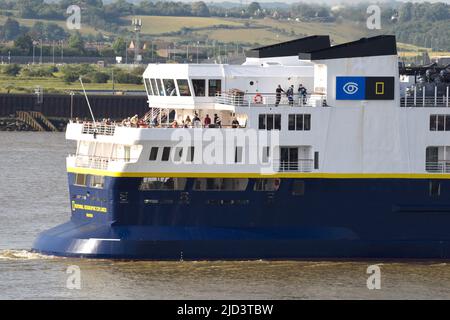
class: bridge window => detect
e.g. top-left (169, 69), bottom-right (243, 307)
top-left (162, 147), bottom-right (171, 161)
top-left (258, 114), bottom-right (281, 130)
top-left (151, 79), bottom-right (159, 96)
top-left (430, 115), bottom-right (450, 131)
top-left (149, 147), bottom-right (159, 161)
top-left (144, 79), bottom-right (153, 96)
top-left (74, 174), bottom-right (87, 186)
top-left (192, 79), bottom-right (206, 96)
top-left (209, 79), bottom-right (222, 97)
top-left (90, 175), bottom-right (105, 189)
top-left (140, 177), bottom-right (187, 191)
top-left (288, 114), bottom-right (311, 131)
top-left (193, 178), bottom-right (249, 191)
top-left (254, 179), bottom-right (281, 191)
top-left (163, 79), bottom-right (177, 96)
top-left (177, 79), bottom-right (191, 96)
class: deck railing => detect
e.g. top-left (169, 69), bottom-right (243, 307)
top-left (74, 155), bottom-right (138, 170)
top-left (275, 159), bottom-right (314, 173)
top-left (401, 86), bottom-right (450, 107)
top-left (426, 161), bottom-right (450, 173)
top-left (215, 93), bottom-right (327, 108)
top-left (81, 122), bottom-right (116, 136)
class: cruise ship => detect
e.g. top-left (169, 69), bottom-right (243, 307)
top-left (33, 35), bottom-right (450, 259)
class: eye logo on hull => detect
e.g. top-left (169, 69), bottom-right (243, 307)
top-left (343, 82), bottom-right (359, 95)
top-left (336, 76), bottom-right (395, 101)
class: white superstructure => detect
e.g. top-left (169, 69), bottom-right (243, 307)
top-left (66, 35), bottom-right (450, 179)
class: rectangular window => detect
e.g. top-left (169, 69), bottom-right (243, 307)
top-left (288, 114), bottom-right (311, 131)
top-left (259, 114), bottom-right (266, 130)
top-left (140, 177), bottom-right (187, 191)
top-left (274, 114), bottom-right (281, 130)
top-left (235, 146), bottom-right (243, 163)
top-left (314, 151), bottom-right (319, 170)
top-left (430, 180), bottom-right (441, 197)
top-left (288, 115), bottom-right (295, 131)
top-left (163, 79), bottom-right (177, 96)
top-left (187, 146), bottom-right (195, 162)
top-left (162, 147), bottom-right (171, 161)
top-left (304, 114), bottom-right (311, 131)
top-left (192, 79), bottom-right (206, 96)
top-left (159, 79), bottom-right (165, 96)
top-left (174, 147), bottom-right (183, 162)
top-left (438, 115), bottom-right (445, 131)
top-left (262, 146), bottom-right (270, 164)
top-left (193, 178), bottom-right (248, 191)
top-left (258, 114), bottom-right (281, 131)
top-left (149, 147), bottom-right (159, 161)
top-left (74, 174), bottom-right (87, 186)
top-left (430, 115), bottom-right (450, 131)
top-left (292, 180), bottom-right (305, 196)
top-left (254, 179), bottom-right (281, 191)
top-left (267, 114), bottom-right (274, 130)
top-left (90, 175), bottom-right (105, 189)
top-left (208, 79), bottom-right (222, 97)
top-left (144, 78), bottom-right (153, 96)
top-left (151, 79), bottom-right (159, 96)
top-left (177, 79), bottom-right (191, 96)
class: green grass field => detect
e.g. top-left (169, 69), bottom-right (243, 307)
top-left (0, 75), bottom-right (144, 93)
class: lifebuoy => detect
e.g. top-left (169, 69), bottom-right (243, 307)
top-left (253, 93), bottom-right (263, 104)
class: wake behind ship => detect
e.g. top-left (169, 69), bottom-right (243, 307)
top-left (33, 35), bottom-right (450, 259)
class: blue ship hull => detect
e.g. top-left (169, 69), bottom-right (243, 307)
top-left (32, 174), bottom-right (450, 259)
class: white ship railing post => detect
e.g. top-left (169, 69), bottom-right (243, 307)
top-left (422, 88), bottom-right (425, 107)
top-left (445, 86), bottom-right (450, 108)
top-left (434, 86), bottom-right (437, 107)
top-left (414, 85), bottom-right (417, 106)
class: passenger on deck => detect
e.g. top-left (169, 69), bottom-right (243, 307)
top-left (193, 113), bottom-right (201, 128)
top-left (171, 120), bottom-right (178, 128)
top-left (275, 85), bottom-right (284, 107)
top-left (130, 114), bottom-right (139, 127)
top-left (231, 117), bottom-right (240, 128)
top-left (185, 115), bottom-right (192, 127)
top-left (204, 114), bottom-right (211, 128)
top-left (214, 114), bottom-right (222, 128)
top-left (287, 85), bottom-right (294, 106)
top-left (298, 84), bottom-right (307, 105)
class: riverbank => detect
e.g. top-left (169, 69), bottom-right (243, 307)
top-left (0, 117), bottom-right (67, 132)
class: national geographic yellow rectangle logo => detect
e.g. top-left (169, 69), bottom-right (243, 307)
top-left (71, 201), bottom-right (107, 213)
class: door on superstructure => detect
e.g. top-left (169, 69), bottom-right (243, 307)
top-left (280, 147), bottom-right (298, 171)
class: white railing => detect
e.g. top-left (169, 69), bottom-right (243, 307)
top-left (216, 93), bottom-right (327, 108)
top-left (74, 155), bottom-right (138, 170)
top-left (401, 86), bottom-right (450, 107)
top-left (82, 123), bottom-right (116, 136)
top-left (426, 161), bottom-right (450, 173)
top-left (274, 159), bottom-right (314, 173)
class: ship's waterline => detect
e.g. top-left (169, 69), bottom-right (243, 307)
top-left (1, 132), bottom-right (450, 299)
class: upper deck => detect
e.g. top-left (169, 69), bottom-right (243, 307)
top-left (66, 35), bottom-right (450, 178)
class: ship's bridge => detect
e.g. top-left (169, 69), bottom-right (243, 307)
top-left (143, 63), bottom-right (314, 112)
